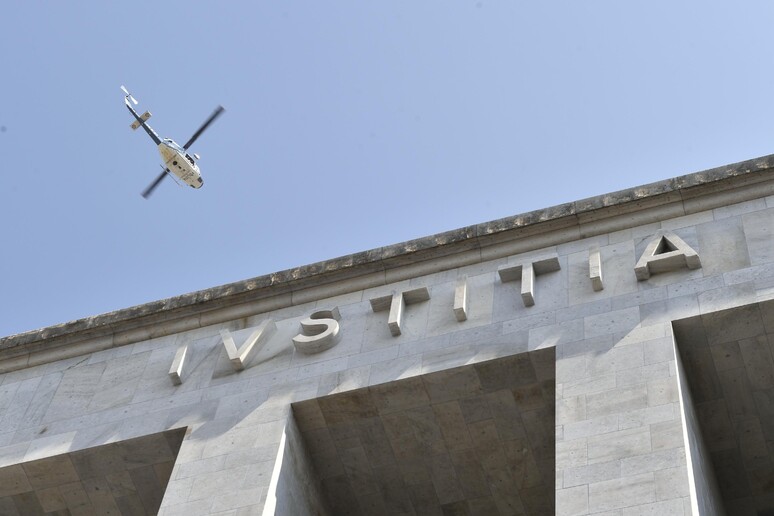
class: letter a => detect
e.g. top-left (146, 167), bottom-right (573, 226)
top-left (634, 230), bottom-right (701, 280)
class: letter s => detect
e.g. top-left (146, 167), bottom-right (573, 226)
top-left (292, 307), bottom-right (342, 354)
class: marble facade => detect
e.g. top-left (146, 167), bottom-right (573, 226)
top-left (4, 154), bottom-right (774, 514)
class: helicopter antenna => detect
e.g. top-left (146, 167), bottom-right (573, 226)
top-left (120, 85), bottom-right (138, 105)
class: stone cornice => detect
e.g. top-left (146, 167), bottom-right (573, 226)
top-left (3, 153), bottom-right (774, 371)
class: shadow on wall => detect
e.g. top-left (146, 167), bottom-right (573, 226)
top-left (0, 427), bottom-right (186, 515)
top-left (284, 349), bottom-right (556, 516)
top-left (673, 298), bottom-right (774, 516)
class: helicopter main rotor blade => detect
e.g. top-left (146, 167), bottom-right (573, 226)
top-left (183, 105), bottom-right (224, 150)
top-left (141, 169), bottom-right (169, 199)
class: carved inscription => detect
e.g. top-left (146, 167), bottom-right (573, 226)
top-left (168, 345), bottom-right (188, 386)
top-left (168, 319), bottom-right (277, 385)
top-left (498, 254), bottom-right (561, 307)
top-left (165, 234), bottom-right (703, 385)
top-left (589, 247), bottom-right (604, 291)
top-left (370, 287), bottom-right (431, 336)
top-left (221, 319), bottom-right (276, 371)
top-left (634, 231), bottom-right (701, 280)
top-left (454, 276), bottom-right (468, 322)
top-left (292, 308), bottom-right (342, 354)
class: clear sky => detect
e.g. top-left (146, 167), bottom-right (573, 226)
top-left (2, 2), bottom-right (773, 337)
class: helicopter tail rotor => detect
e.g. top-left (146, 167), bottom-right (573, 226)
top-left (121, 85), bottom-right (138, 105)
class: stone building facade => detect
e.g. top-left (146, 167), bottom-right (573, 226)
top-left (4, 155), bottom-right (774, 514)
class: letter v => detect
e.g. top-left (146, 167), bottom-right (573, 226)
top-left (220, 319), bottom-right (276, 371)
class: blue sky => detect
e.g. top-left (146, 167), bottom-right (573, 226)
top-left (2, 2), bottom-right (773, 337)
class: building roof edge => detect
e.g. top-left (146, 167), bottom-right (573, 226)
top-left (4, 153), bottom-right (774, 358)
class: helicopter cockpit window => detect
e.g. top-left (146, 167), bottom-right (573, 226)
top-left (185, 155), bottom-right (195, 165)
top-left (163, 139), bottom-right (184, 152)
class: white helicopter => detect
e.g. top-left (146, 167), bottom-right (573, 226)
top-left (121, 86), bottom-right (224, 198)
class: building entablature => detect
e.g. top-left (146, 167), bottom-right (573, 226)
top-left (3, 153), bottom-right (774, 373)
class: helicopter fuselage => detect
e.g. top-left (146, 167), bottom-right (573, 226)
top-left (122, 85), bottom-right (223, 197)
top-left (158, 139), bottom-right (203, 189)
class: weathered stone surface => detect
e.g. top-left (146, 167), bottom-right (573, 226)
top-left (6, 154), bottom-right (774, 515)
top-left (0, 429), bottom-right (184, 515)
top-left (5, 153), bottom-right (774, 372)
top-left (292, 349), bottom-right (555, 515)
top-left (674, 300), bottom-right (774, 512)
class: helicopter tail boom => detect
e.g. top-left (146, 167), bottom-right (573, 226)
top-left (130, 111), bottom-right (152, 130)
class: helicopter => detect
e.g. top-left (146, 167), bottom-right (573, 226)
top-left (121, 86), bottom-right (224, 198)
